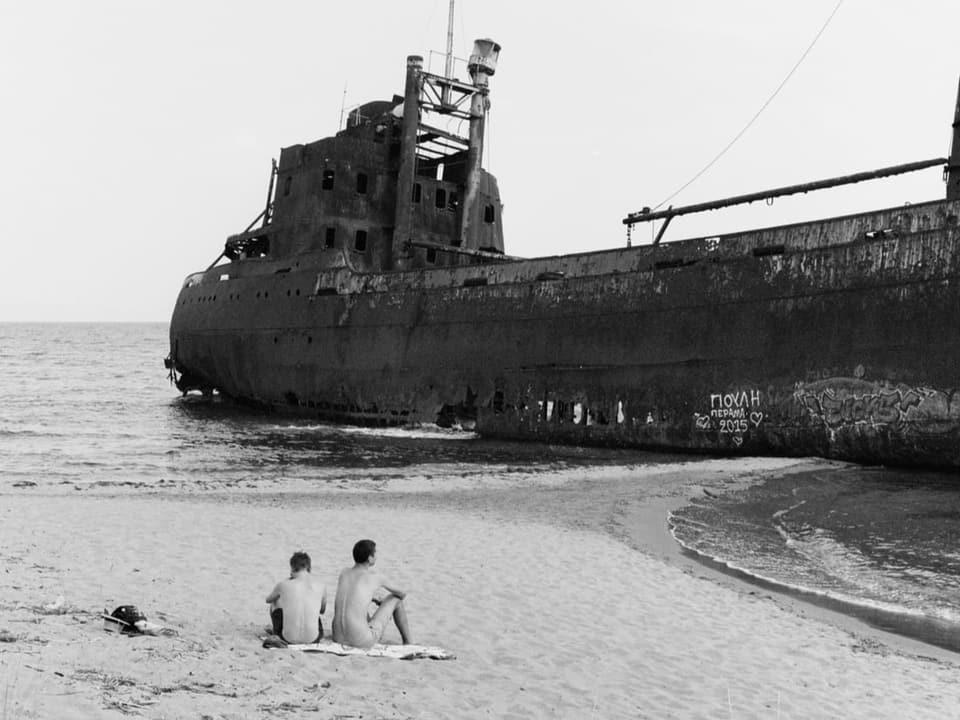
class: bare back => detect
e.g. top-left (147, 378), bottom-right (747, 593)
top-left (332, 565), bottom-right (384, 648)
top-left (270, 574), bottom-right (326, 644)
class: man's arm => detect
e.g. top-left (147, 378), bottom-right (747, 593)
top-left (265, 582), bottom-right (281, 604)
top-left (379, 577), bottom-right (407, 600)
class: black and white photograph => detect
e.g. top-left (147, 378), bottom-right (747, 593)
top-left (3, 1), bottom-right (960, 717)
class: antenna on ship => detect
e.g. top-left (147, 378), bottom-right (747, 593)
top-left (442, 0), bottom-right (455, 106)
top-left (338, 83), bottom-right (348, 130)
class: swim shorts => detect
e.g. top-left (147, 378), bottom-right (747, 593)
top-left (367, 614), bottom-right (389, 643)
top-left (271, 608), bottom-right (323, 644)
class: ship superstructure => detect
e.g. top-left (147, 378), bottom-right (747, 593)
top-left (168, 38), bottom-right (960, 468)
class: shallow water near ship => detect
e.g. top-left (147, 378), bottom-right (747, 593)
top-left (670, 467), bottom-right (960, 652)
top-left (3, 322), bottom-right (960, 652)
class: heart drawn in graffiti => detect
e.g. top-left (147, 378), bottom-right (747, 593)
top-left (695, 414), bottom-right (712, 430)
top-left (749, 412), bottom-right (764, 427)
top-left (732, 435), bottom-right (744, 447)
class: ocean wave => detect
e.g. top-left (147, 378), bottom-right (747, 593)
top-left (265, 422), bottom-right (479, 441)
top-left (668, 510), bottom-right (960, 629)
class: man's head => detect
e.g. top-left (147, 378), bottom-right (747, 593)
top-left (352, 539), bottom-right (376, 565)
top-left (289, 550), bottom-right (312, 572)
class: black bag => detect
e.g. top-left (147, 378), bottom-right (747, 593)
top-left (110, 605), bottom-right (146, 633)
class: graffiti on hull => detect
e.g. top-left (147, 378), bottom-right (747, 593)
top-left (793, 377), bottom-right (957, 437)
top-left (694, 389), bottom-right (764, 445)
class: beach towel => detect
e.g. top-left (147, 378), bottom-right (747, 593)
top-left (262, 636), bottom-right (454, 660)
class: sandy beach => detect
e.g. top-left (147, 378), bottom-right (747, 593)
top-left (2, 457), bottom-right (958, 719)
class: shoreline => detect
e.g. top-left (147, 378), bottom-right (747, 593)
top-left (7, 455), bottom-right (960, 662)
top-left (2, 456), bottom-right (959, 717)
top-left (110, 454), bottom-right (960, 661)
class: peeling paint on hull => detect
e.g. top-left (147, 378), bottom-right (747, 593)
top-left (169, 198), bottom-right (960, 469)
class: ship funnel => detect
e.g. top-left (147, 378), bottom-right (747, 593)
top-left (459, 39), bottom-right (501, 250)
top-left (468, 39), bottom-right (501, 82)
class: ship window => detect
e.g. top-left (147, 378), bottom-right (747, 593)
top-left (356, 173), bottom-right (368, 194)
top-left (426, 247), bottom-right (437, 263)
top-left (283, 176), bottom-right (293, 196)
top-left (354, 229), bottom-right (367, 252)
top-left (448, 191), bottom-right (459, 211)
top-left (325, 227), bottom-right (336, 248)
top-left (435, 188), bottom-right (447, 209)
top-left (322, 170), bottom-right (335, 190)
top-left (484, 204), bottom-right (496, 223)
top-left (436, 162), bottom-right (445, 181)
top-left (412, 183), bottom-right (422, 203)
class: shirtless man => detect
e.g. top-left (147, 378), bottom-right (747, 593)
top-left (265, 551), bottom-right (327, 644)
top-left (332, 539), bottom-right (412, 648)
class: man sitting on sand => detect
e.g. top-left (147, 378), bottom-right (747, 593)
top-left (332, 539), bottom-right (412, 648)
top-left (265, 550), bottom-right (327, 644)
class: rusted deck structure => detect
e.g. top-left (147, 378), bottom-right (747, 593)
top-left (167, 43), bottom-right (960, 468)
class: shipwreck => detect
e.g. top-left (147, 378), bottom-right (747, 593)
top-left (166, 35), bottom-right (960, 469)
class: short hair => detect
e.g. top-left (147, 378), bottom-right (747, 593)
top-left (352, 539), bottom-right (376, 564)
top-left (289, 551), bottom-right (311, 572)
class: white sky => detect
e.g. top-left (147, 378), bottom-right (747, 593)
top-left (2, 0), bottom-right (959, 321)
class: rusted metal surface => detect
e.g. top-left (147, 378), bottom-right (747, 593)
top-left (405, 239), bottom-right (515, 261)
top-left (167, 49), bottom-right (960, 469)
top-left (170, 196), bottom-right (960, 468)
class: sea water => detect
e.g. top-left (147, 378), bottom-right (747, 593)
top-left (0, 322), bottom-right (651, 488)
top-left (3, 322), bottom-right (960, 650)
top-left (669, 469), bottom-right (960, 651)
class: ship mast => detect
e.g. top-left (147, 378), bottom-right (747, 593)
top-left (947, 75), bottom-right (960, 200)
top-left (442, 0), bottom-right (455, 106)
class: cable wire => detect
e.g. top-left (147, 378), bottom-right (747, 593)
top-left (654, 0), bottom-right (845, 211)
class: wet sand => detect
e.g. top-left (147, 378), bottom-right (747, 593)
top-left (1, 456), bottom-right (958, 718)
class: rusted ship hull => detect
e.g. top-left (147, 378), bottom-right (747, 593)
top-left (169, 197), bottom-right (960, 468)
